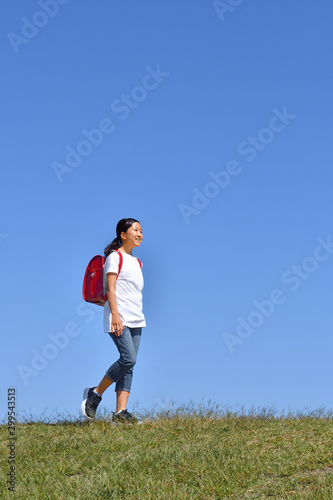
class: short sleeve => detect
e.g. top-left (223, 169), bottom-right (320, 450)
top-left (104, 251), bottom-right (119, 275)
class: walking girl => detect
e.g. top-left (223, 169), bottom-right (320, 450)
top-left (81, 218), bottom-right (146, 423)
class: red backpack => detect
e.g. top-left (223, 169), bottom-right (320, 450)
top-left (82, 250), bottom-right (142, 306)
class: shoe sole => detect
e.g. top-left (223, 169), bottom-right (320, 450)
top-left (81, 399), bottom-right (94, 419)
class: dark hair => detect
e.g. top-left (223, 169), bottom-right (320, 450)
top-left (104, 218), bottom-right (140, 258)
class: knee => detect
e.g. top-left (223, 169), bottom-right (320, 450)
top-left (120, 353), bottom-right (136, 369)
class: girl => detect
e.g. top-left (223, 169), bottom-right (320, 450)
top-left (81, 218), bottom-right (146, 423)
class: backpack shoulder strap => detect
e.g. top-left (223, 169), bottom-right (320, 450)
top-left (136, 258), bottom-right (142, 269)
top-left (114, 249), bottom-right (123, 277)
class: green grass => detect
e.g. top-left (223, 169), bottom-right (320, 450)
top-left (1, 403), bottom-right (333, 499)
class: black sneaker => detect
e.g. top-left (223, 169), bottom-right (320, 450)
top-left (81, 387), bottom-right (102, 419)
top-left (112, 409), bottom-right (141, 424)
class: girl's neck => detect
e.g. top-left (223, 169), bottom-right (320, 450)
top-left (119, 244), bottom-right (133, 255)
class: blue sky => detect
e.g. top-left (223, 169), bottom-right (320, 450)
top-left (1, 0), bottom-right (333, 420)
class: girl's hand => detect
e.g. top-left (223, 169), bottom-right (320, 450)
top-left (111, 314), bottom-right (123, 336)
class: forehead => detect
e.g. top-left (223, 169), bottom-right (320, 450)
top-left (131, 222), bottom-right (142, 230)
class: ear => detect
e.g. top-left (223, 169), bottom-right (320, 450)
top-left (120, 231), bottom-right (127, 241)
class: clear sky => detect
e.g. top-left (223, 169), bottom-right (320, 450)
top-left (1, 0), bottom-right (333, 420)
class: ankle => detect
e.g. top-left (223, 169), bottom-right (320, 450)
top-left (115, 408), bottom-right (125, 414)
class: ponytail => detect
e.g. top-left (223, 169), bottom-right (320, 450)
top-left (104, 218), bottom-right (140, 259)
top-left (104, 238), bottom-right (120, 258)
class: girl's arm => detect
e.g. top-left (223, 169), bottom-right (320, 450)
top-left (106, 272), bottom-right (123, 336)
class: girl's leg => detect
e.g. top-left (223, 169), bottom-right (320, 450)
top-left (82, 328), bottom-right (141, 419)
top-left (113, 328), bottom-right (142, 396)
top-left (114, 329), bottom-right (141, 413)
top-left (104, 327), bottom-right (142, 396)
top-left (95, 375), bottom-right (113, 396)
top-left (115, 390), bottom-right (130, 413)
top-left (93, 328), bottom-right (135, 397)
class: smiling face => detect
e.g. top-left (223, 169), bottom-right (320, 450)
top-left (121, 222), bottom-right (143, 249)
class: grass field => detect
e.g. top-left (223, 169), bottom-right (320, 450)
top-left (1, 403), bottom-right (333, 499)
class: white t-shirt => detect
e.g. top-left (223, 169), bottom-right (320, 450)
top-left (103, 251), bottom-right (146, 331)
